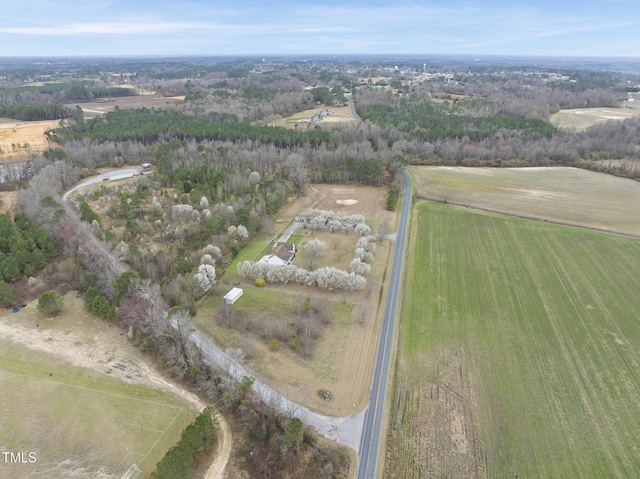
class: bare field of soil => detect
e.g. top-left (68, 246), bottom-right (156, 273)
top-left (0, 119), bottom-right (58, 158)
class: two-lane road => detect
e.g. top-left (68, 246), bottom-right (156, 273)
top-left (357, 169), bottom-right (412, 478)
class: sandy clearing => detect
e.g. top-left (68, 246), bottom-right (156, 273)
top-left (0, 120), bottom-right (58, 158)
top-left (0, 291), bottom-right (231, 479)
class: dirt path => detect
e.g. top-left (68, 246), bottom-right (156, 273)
top-left (0, 293), bottom-right (231, 479)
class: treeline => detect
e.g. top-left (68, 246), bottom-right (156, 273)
top-left (414, 75), bottom-right (625, 119)
top-left (310, 86), bottom-right (347, 105)
top-left (359, 99), bottom-right (555, 142)
top-left (394, 115), bottom-right (640, 171)
top-left (50, 108), bottom-right (333, 147)
top-left (0, 81), bottom-right (136, 103)
top-left (58, 84), bottom-right (136, 101)
top-left (0, 102), bottom-right (76, 121)
top-left (0, 212), bottom-right (55, 307)
top-left (150, 407), bottom-right (219, 479)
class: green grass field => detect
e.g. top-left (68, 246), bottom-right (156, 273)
top-left (387, 202), bottom-right (640, 478)
top-left (411, 166), bottom-right (640, 236)
top-left (0, 341), bottom-right (196, 479)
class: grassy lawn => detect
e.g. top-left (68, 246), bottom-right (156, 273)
top-left (388, 201), bottom-right (640, 478)
top-left (0, 341), bottom-right (196, 479)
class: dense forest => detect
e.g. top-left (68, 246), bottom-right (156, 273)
top-left (0, 102), bottom-right (76, 121)
top-left (50, 108), bottom-right (333, 147)
top-left (359, 99), bottom-right (555, 142)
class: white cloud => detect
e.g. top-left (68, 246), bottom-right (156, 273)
top-left (0, 21), bottom-right (215, 36)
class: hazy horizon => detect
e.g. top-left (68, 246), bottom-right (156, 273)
top-left (1, 1), bottom-right (639, 57)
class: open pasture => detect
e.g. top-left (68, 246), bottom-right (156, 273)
top-left (411, 166), bottom-right (640, 236)
top-left (0, 340), bottom-right (195, 479)
top-left (549, 102), bottom-right (640, 130)
top-left (71, 95), bottom-right (185, 119)
top-left (387, 202), bottom-right (640, 478)
top-left (268, 105), bottom-right (357, 129)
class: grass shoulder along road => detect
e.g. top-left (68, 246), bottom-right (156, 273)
top-left (387, 201), bottom-right (640, 478)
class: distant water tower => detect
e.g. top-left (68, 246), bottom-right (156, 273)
top-left (423, 63), bottom-right (426, 72)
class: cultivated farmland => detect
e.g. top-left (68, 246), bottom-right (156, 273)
top-left (549, 102), bottom-right (640, 131)
top-left (387, 202), bottom-right (640, 478)
top-left (411, 166), bottom-right (640, 236)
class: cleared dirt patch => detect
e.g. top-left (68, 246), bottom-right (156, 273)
top-left (280, 184), bottom-right (387, 221)
top-left (0, 119), bottom-right (59, 158)
top-left (269, 105), bottom-right (358, 129)
top-left (0, 191), bottom-right (18, 214)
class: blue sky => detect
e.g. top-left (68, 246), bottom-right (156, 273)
top-left (1, 0), bottom-right (638, 57)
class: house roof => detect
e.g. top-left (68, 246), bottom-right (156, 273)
top-left (267, 242), bottom-right (295, 262)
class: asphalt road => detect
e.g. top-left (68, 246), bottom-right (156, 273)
top-left (62, 168), bottom-right (138, 201)
top-left (187, 322), bottom-right (365, 449)
top-left (356, 169), bottom-right (412, 478)
top-left (345, 93), bottom-right (365, 125)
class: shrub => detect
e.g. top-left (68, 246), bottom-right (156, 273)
top-left (37, 291), bottom-right (64, 316)
top-left (255, 277), bottom-right (266, 287)
top-left (387, 186), bottom-right (399, 210)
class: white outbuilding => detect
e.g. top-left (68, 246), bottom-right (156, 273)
top-left (224, 287), bottom-right (244, 305)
